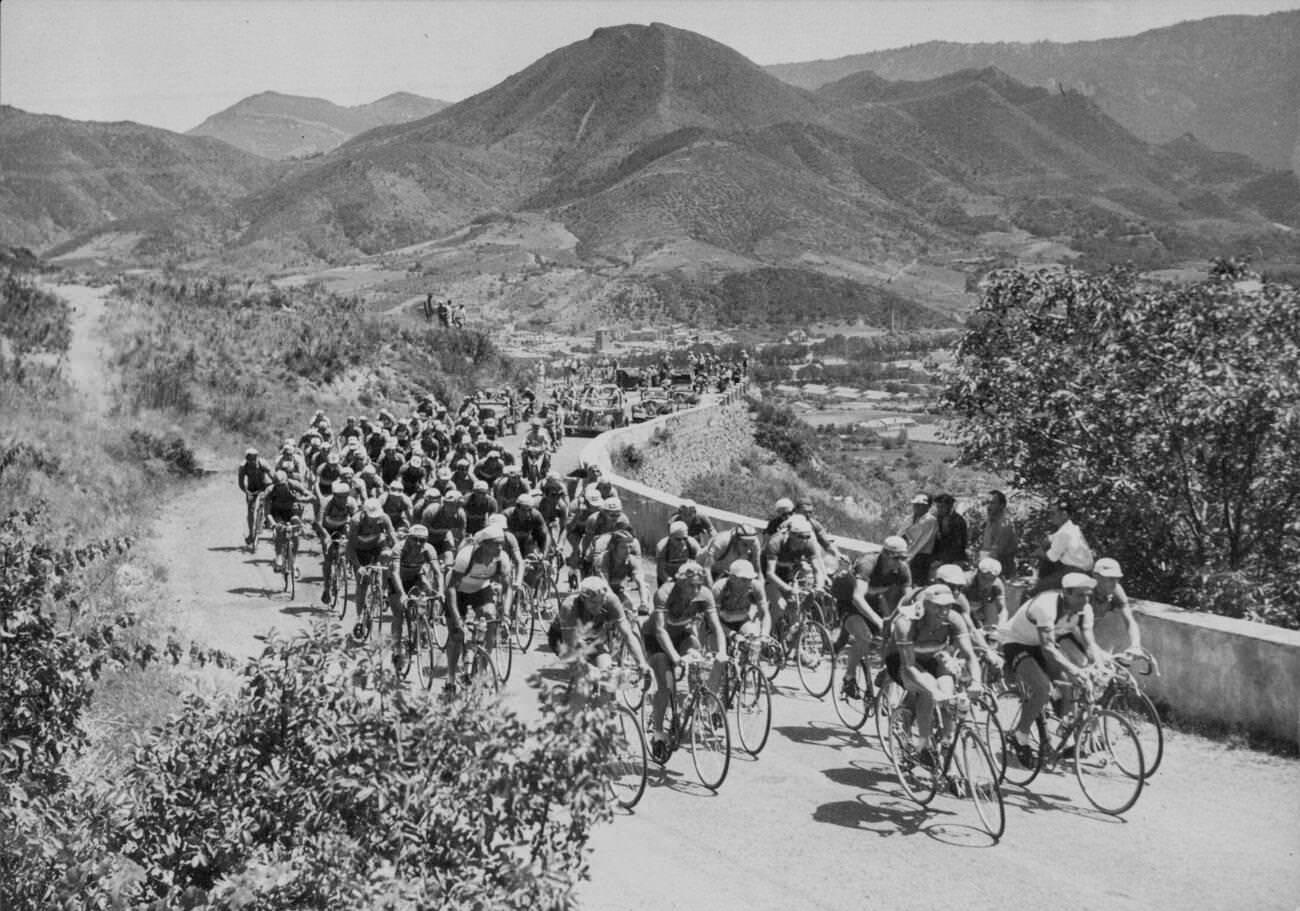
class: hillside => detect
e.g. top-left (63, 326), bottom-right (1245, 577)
top-left (0, 106), bottom-right (281, 252)
top-left (187, 90), bottom-right (449, 160)
top-left (767, 10), bottom-right (1300, 173)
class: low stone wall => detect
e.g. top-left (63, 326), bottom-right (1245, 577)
top-left (583, 392), bottom-right (1300, 748)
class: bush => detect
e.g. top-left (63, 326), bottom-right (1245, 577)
top-left (4, 625), bottom-right (623, 909)
top-left (750, 400), bottom-right (818, 469)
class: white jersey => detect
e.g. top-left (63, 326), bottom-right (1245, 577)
top-left (999, 591), bottom-right (1094, 647)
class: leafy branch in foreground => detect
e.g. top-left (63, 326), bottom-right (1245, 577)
top-left (942, 266), bottom-right (1300, 628)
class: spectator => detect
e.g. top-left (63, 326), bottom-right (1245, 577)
top-left (979, 489), bottom-right (1019, 577)
top-left (901, 493), bottom-right (937, 584)
top-left (1029, 498), bottom-right (1095, 595)
top-left (930, 493), bottom-right (968, 568)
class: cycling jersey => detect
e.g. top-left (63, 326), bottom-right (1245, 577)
top-left (567, 591), bottom-right (624, 641)
top-left (712, 577), bottom-right (763, 625)
top-left (505, 506), bottom-right (547, 557)
top-left (653, 580), bottom-right (717, 629)
top-left (462, 493), bottom-right (497, 536)
top-left (1000, 591), bottom-right (1094, 646)
top-left (702, 530), bottom-right (758, 577)
top-left (398, 539), bottom-right (439, 586)
top-left (886, 604), bottom-right (969, 660)
top-left (765, 531), bottom-right (821, 580)
top-left (494, 475), bottom-right (529, 509)
top-left (319, 496), bottom-right (355, 533)
top-left (656, 535), bottom-right (700, 581)
top-left (238, 458), bottom-right (274, 493)
top-left (597, 532), bottom-right (640, 588)
top-left (351, 514), bottom-right (390, 552)
top-left (451, 543), bottom-right (512, 594)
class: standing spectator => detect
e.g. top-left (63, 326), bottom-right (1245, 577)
top-left (930, 493), bottom-right (968, 568)
top-left (1029, 498), bottom-right (1095, 595)
top-left (979, 489), bottom-right (1020, 578)
top-left (901, 493), bottom-right (937, 584)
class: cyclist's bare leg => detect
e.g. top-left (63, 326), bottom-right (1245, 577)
top-left (1013, 657), bottom-right (1053, 739)
top-left (843, 614), bottom-right (872, 672)
top-left (649, 653), bottom-right (674, 735)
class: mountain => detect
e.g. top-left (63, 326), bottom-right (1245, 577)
top-left (0, 106), bottom-right (280, 252)
top-left (767, 10), bottom-right (1300, 173)
top-left (187, 90), bottom-right (449, 160)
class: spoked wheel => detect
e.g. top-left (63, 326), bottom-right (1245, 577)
top-left (361, 579), bottom-right (384, 643)
top-left (489, 617), bottom-right (513, 684)
top-left (688, 689), bottom-right (731, 790)
top-left (993, 690), bottom-right (1046, 787)
top-left (512, 587), bottom-right (537, 652)
top-left (884, 702), bottom-right (938, 805)
top-left (794, 620), bottom-right (834, 699)
top-left (428, 592), bottom-right (448, 650)
top-left (611, 633), bottom-right (647, 713)
top-left (460, 647), bottom-right (500, 703)
top-left (875, 677), bottom-right (905, 752)
top-left (1073, 708), bottom-right (1146, 816)
top-left (414, 613), bottom-right (442, 690)
top-left (756, 634), bottom-right (785, 683)
top-left (282, 545), bottom-right (296, 600)
top-left (831, 654), bottom-right (876, 731)
top-left (1103, 686), bottom-right (1163, 777)
top-left (329, 553), bottom-right (350, 620)
top-left (733, 665), bottom-right (772, 756)
top-left (954, 727), bottom-right (1006, 840)
top-left (608, 706), bottom-right (649, 810)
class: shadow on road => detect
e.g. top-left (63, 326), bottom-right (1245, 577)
top-left (812, 792), bottom-right (944, 838)
top-left (227, 586), bottom-right (279, 597)
top-left (775, 721), bottom-right (874, 752)
top-left (208, 545), bottom-right (248, 553)
top-left (281, 605), bottom-right (334, 617)
top-left (1001, 778), bottom-right (1130, 825)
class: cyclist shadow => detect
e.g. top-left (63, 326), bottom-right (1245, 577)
top-left (1001, 775), bottom-right (1129, 825)
top-left (209, 545), bottom-right (249, 553)
top-left (647, 764), bottom-right (721, 799)
top-left (281, 604), bottom-right (333, 617)
top-left (814, 761), bottom-right (968, 842)
top-left (775, 721), bottom-right (871, 752)
top-left (227, 585), bottom-right (282, 597)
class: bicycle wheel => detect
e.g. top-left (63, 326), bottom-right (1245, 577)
top-left (809, 590), bottom-right (839, 629)
top-left (884, 702), bottom-right (938, 805)
top-left (608, 706), bottom-right (648, 810)
top-left (831, 655), bottom-right (875, 731)
top-left (734, 665), bottom-right (772, 756)
top-left (512, 587), bottom-right (537, 652)
top-left (971, 690), bottom-right (1008, 781)
top-left (955, 726), bottom-right (1006, 840)
top-left (429, 591), bottom-right (448, 650)
top-left (1073, 708), bottom-right (1145, 816)
top-left (249, 499), bottom-right (265, 554)
top-left (794, 620), bottom-right (834, 699)
top-left (756, 634), bottom-right (784, 683)
top-left (283, 542), bottom-right (296, 599)
top-left (361, 577), bottom-right (384, 642)
top-left (490, 617), bottom-right (513, 684)
top-left (1103, 686), bottom-right (1163, 777)
top-left (875, 676), bottom-right (905, 753)
top-left (461, 646), bottom-right (500, 702)
top-left (332, 553), bottom-right (350, 620)
top-left (688, 689), bottom-right (731, 790)
top-left (994, 689), bottom-right (1046, 787)
top-left (611, 632), bottom-right (647, 713)
top-left (414, 614), bottom-right (441, 690)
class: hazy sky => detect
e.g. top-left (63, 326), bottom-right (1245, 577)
top-left (3, 0), bottom-right (1297, 132)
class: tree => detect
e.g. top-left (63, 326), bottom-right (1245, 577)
top-left (941, 267), bottom-right (1300, 627)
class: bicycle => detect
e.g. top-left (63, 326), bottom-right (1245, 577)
top-left (451, 613), bottom-right (501, 702)
top-left (830, 637), bottom-right (881, 731)
top-left (647, 652), bottom-right (731, 791)
top-left (322, 534), bottom-right (352, 620)
top-left (402, 587), bottom-right (445, 690)
top-left (270, 519), bottom-right (304, 598)
top-left (880, 684), bottom-right (1006, 840)
top-left (564, 663), bottom-right (650, 811)
top-left (1098, 648), bottom-right (1164, 777)
top-left (246, 491), bottom-right (268, 554)
top-left (993, 667), bottom-right (1147, 815)
top-left (770, 569), bottom-right (835, 698)
top-left (510, 553), bottom-right (554, 652)
top-left (717, 631), bottom-right (773, 757)
top-left (352, 560), bottom-right (391, 643)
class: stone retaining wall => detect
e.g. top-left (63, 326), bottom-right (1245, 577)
top-left (581, 391), bottom-right (1300, 748)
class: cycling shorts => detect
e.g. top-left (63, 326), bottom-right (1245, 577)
top-left (269, 504), bottom-right (300, 523)
top-left (451, 586), bottom-right (496, 619)
top-left (355, 548), bottom-right (385, 568)
top-left (642, 621), bottom-right (698, 657)
top-left (1001, 642), bottom-right (1066, 681)
top-left (885, 651), bottom-right (946, 687)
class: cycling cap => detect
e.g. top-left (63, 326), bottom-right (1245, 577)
top-left (675, 560), bottom-right (707, 581)
top-left (584, 487), bottom-right (604, 506)
top-left (487, 450), bottom-right (501, 459)
top-left (602, 497), bottom-right (622, 513)
top-left (437, 467), bottom-right (452, 480)
top-left (504, 464), bottom-right (521, 475)
top-left (921, 584), bottom-right (955, 606)
top-left (883, 535), bottom-right (908, 555)
top-left (488, 513), bottom-right (507, 529)
top-left (977, 557), bottom-right (1003, 576)
top-left (680, 499), bottom-right (697, 511)
top-left (444, 489), bottom-right (462, 502)
top-left (669, 521), bottom-right (689, 538)
top-left (454, 459), bottom-right (469, 468)
top-left (477, 525), bottom-right (505, 543)
top-left (473, 479), bottom-right (489, 492)
top-left (578, 576), bottom-right (608, 596)
top-left (911, 493), bottom-right (932, 506)
top-left (326, 452), bottom-right (339, 464)
top-left (362, 498), bottom-right (383, 518)
top-left (425, 487), bottom-right (443, 499)
top-left (729, 559), bottom-right (757, 580)
top-left (515, 493), bottom-right (534, 508)
top-left (274, 469), bottom-right (287, 482)
top-left (787, 516), bottom-right (813, 536)
top-left (340, 468), bottom-right (355, 478)
top-left (331, 481), bottom-right (350, 495)
top-left (388, 480), bottom-right (403, 491)
top-left (773, 497), bottom-right (794, 513)
top-left (362, 464), bottom-right (377, 475)
top-left (935, 564), bottom-right (967, 586)
top-left (409, 524), bottom-right (429, 539)
top-left (1061, 572), bottom-right (1096, 591)
top-left (1093, 558), bottom-right (1123, 578)
top-left (245, 448), bottom-right (258, 457)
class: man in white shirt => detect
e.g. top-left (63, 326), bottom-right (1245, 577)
top-left (1029, 499), bottom-right (1094, 595)
top-left (901, 493), bottom-right (937, 584)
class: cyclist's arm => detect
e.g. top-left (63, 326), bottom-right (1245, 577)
top-left (614, 612), bottom-right (650, 671)
top-left (897, 632), bottom-right (943, 701)
top-left (649, 609), bottom-right (678, 664)
top-left (751, 579), bottom-right (771, 637)
top-left (344, 523), bottom-right (361, 570)
top-left (953, 629), bottom-right (982, 690)
top-left (849, 580), bottom-right (883, 633)
top-left (702, 606), bottom-right (726, 659)
top-left (1036, 625), bottom-right (1086, 681)
top-left (1113, 585), bottom-right (1142, 650)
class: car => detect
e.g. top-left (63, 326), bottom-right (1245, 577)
top-left (473, 390), bottom-right (518, 432)
top-left (631, 388), bottom-right (675, 422)
top-left (564, 384), bottom-right (630, 436)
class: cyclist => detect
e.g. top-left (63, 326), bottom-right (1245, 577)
top-left (998, 572), bottom-right (1102, 766)
top-left (346, 498), bottom-right (400, 633)
top-left (450, 459), bottom-right (475, 496)
top-left (655, 521), bottom-right (702, 586)
top-left (378, 438), bottom-right (405, 485)
top-left (644, 561), bottom-right (727, 761)
top-left (358, 464), bottom-right (384, 499)
top-left (537, 471), bottom-right (570, 546)
top-left (463, 479), bottom-right (498, 537)
top-left (885, 583), bottom-right (983, 765)
top-left (965, 557), bottom-right (1008, 631)
top-left (1091, 557), bottom-right (1143, 653)
top-left (794, 499), bottom-right (842, 563)
top-left (593, 518), bottom-right (648, 617)
top-left (829, 554), bottom-right (887, 699)
top-left (473, 449), bottom-right (506, 486)
top-left (670, 499), bottom-right (716, 548)
top-left (762, 497), bottom-right (796, 539)
top-left (444, 525), bottom-right (515, 695)
top-left (709, 559), bottom-right (769, 654)
top-left (521, 418), bottom-right (553, 481)
top-left (866, 535), bottom-right (912, 619)
top-left (381, 479), bottom-right (413, 532)
top-left (505, 493), bottom-right (550, 573)
top-left (265, 469), bottom-right (313, 576)
top-left (237, 447), bottom-right (274, 546)
top-left (315, 481), bottom-right (356, 603)
top-left (392, 524), bottom-right (441, 670)
top-left (554, 576), bottom-right (650, 676)
top-left (493, 463), bottom-right (529, 511)
top-left (422, 488), bottom-right (466, 567)
top-left (400, 454), bottom-right (426, 498)
top-left (763, 514), bottom-right (827, 632)
top-left (700, 523), bottom-right (762, 580)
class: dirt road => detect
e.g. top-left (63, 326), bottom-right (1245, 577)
top-left (52, 274), bottom-right (1291, 911)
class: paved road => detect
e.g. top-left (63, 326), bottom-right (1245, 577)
top-left (140, 410), bottom-right (1299, 911)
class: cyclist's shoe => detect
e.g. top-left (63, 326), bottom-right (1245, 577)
top-left (244, 534), bottom-right (254, 546)
top-left (649, 733), bottom-right (669, 765)
top-left (393, 648), bottom-right (407, 672)
top-left (352, 623), bottom-right (367, 641)
top-left (272, 558), bottom-right (283, 573)
top-left (710, 710), bottom-right (726, 729)
top-left (293, 566), bottom-right (302, 581)
top-left (841, 677), bottom-right (862, 701)
top-left (1009, 738), bottom-right (1036, 769)
top-left (320, 590), bottom-right (331, 605)
top-left (917, 746), bottom-right (939, 769)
